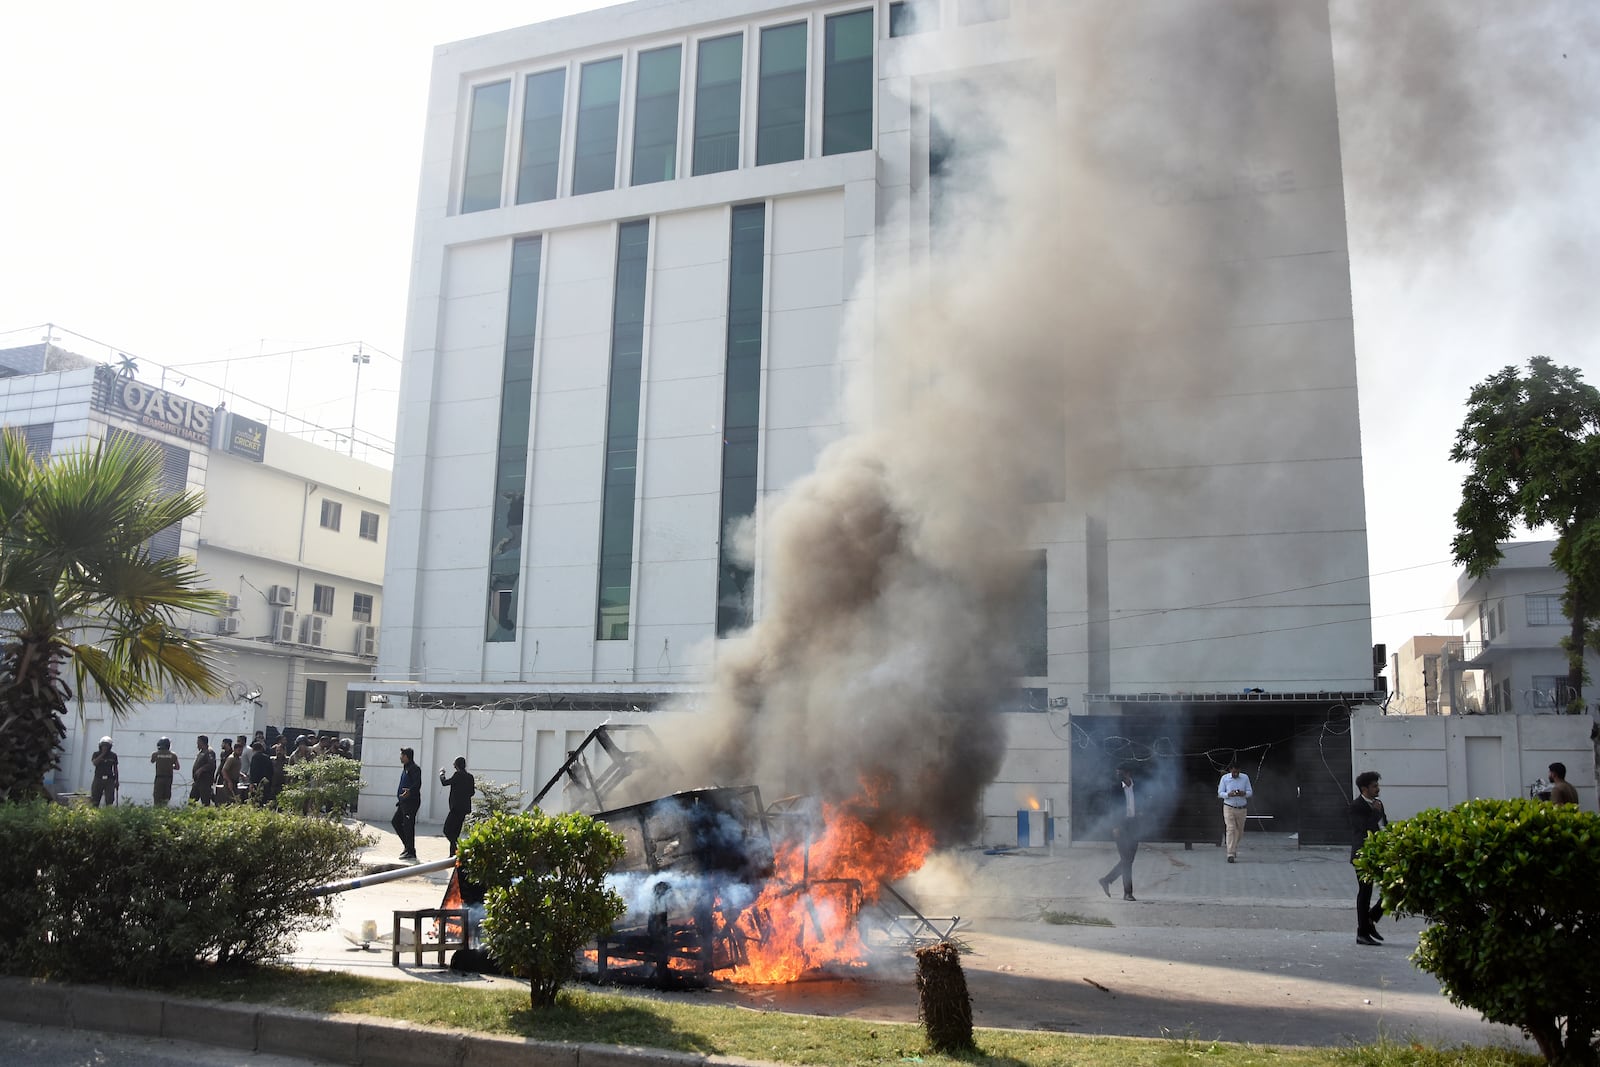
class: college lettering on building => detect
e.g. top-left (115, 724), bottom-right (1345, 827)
top-left (92, 366), bottom-right (214, 446)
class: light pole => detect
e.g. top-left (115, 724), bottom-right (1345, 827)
top-left (350, 346), bottom-right (370, 456)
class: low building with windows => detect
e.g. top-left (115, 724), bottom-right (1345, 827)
top-left (1386, 636), bottom-right (1465, 716)
top-left (0, 336), bottom-right (389, 792)
top-left (1444, 540), bottom-right (1600, 715)
top-left (369, 0), bottom-right (1375, 844)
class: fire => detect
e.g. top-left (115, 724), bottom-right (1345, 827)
top-left (720, 794), bottom-right (935, 985)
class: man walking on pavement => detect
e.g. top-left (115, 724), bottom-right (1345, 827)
top-left (439, 757), bottom-right (476, 856)
top-left (1349, 770), bottom-right (1388, 945)
top-left (1097, 766), bottom-right (1140, 901)
top-left (394, 748), bottom-right (422, 860)
top-left (1218, 759), bottom-right (1253, 862)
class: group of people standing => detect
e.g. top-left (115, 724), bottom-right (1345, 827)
top-left (84, 731), bottom-right (354, 808)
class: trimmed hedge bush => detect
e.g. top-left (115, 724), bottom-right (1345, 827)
top-left (458, 809), bottom-right (625, 1008)
top-left (0, 801), bottom-right (366, 984)
top-left (1356, 797), bottom-right (1600, 1065)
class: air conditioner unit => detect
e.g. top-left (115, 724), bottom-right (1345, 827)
top-left (217, 616), bottom-right (241, 636)
top-left (355, 623), bottom-right (378, 658)
top-left (222, 594), bottom-right (240, 613)
top-left (275, 609), bottom-right (296, 643)
top-left (268, 585), bottom-right (294, 606)
top-left (299, 614), bottom-right (325, 648)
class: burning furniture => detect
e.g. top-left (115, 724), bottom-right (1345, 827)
top-left (434, 723), bottom-right (959, 988)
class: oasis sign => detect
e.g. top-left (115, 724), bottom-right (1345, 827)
top-left (92, 367), bottom-right (214, 446)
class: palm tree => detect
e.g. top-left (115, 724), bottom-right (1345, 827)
top-left (0, 428), bottom-right (227, 801)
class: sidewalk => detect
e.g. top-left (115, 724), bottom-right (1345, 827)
top-left (289, 822), bottom-right (1532, 1053)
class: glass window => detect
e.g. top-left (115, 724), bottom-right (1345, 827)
top-left (312, 584), bottom-right (335, 615)
top-left (106, 428), bottom-right (187, 560)
top-left (320, 499), bottom-right (342, 530)
top-left (461, 80), bottom-right (511, 213)
top-left (632, 45), bottom-right (682, 185)
top-left (1526, 593), bottom-right (1565, 626)
top-left (304, 679), bottom-right (327, 720)
top-left (352, 592), bottom-right (373, 623)
top-left (517, 69), bottom-right (566, 203)
top-left (344, 689), bottom-right (363, 722)
top-left (596, 221), bottom-right (650, 641)
top-left (573, 57), bottom-right (623, 194)
top-left (757, 23), bottom-right (807, 165)
top-left (486, 236), bottom-right (544, 642)
top-left (1020, 552), bottom-right (1047, 676)
top-left (823, 10), bottom-right (873, 155)
top-left (958, 0), bottom-right (1010, 25)
top-left (359, 510), bottom-right (380, 541)
top-left (717, 204), bottom-right (766, 636)
top-left (692, 34), bottom-right (743, 176)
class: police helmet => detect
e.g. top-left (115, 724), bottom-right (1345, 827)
top-left (157, 737), bottom-right (171, 750)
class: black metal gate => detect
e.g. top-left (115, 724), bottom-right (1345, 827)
top-left (1068, 702), bottom-right (1354, 847)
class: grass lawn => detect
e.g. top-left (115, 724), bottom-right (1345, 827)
top-left (161, 966), bottom-right (1540, 1067)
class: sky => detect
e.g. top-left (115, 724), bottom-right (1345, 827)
top-left (1, 0), bottom-right (1596, 676)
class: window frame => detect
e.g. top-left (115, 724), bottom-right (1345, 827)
top-left (460, 78), bottom-right (513, 214)
top-left (319, 499), bottom-right (342, 532)
top-left (352, 592), bottom-right (374, 623)
top-left (312, 584), bottom-right (335, 616)
top-left (359, 510), bottom-right (380, 541)
top-left (691, 31), bottom-right (746, 177)
top-left (304, 679), bottom-right (328, 720)
top-left (821, 8), bottom-right (874, 156)
top-left (1527, 593), bottom-right (1564, 626)
top-left (755, 20), bottom-right (809, 166)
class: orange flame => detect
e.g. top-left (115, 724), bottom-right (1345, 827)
top-left (721, 791), bottom-right (935, 985)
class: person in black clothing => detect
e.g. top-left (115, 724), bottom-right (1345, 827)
top-left (90, 737), bottom-right (119, 807)
top-left (394, 748), bottom-right (422, 859)
top-left (247, 741), bottom-right (273, 804)
top-left (1097, 766), bottom-right (1140, 901)
top-left (1349, 770), bottom-right (1388, 945)
top-left (439, 757), bottom-right (476, 856)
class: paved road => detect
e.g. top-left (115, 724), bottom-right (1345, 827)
top-left (288, 823), bottom-right (1535, 1053)
top-left (0, 1020), bottom-right (329, 1067)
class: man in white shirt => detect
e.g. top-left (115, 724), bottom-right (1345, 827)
top-left (1096, 767), bottom-right (1141, 901)
top-left (1217, 760), bottom-right (1253, 863)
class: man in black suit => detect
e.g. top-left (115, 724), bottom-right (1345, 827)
top-left (1097, 766), bottom-right (1140, 901)
top-left (1348, 770), bottom-right (1388, 945)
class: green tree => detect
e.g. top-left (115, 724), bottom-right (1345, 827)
top-left (457, 809), bottom-right (626, 1008)
top-left (1357, 798), bottom-right (1600, 1065)
top-left (1451, 356), bottom-right (1600, 712)
top-left (274, 754), bottom-right (363, 817)
top-left (0, 429), bottom-right (227, 801)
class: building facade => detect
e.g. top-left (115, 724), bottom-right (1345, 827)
top-left (0, 343), bottom-right (390, 792)
top-left (372, 0), bottom-right (1375, 842)
top-left (1387, 635), bottom-right (1464, 716)
top-left (1445, 540), bottom-right (1600, 716)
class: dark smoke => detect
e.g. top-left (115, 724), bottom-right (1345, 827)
top-left (644, 0), bottom-right (1348, 847)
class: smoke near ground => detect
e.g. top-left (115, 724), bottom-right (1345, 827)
top-left (641, 1), bottom-right (1343, 846)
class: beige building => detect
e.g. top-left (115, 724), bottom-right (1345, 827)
top-left (0, 338), bottom-right (390, 793)
top-left (1387, 635), bottom-right (1464, 715)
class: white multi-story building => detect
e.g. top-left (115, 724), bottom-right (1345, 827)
top-left (371, 0), bottom-right (1374, 844)
top-left (1445, 540), bottom-right (1600, 716)
top-left (0, 339), bottom-right (389, 793)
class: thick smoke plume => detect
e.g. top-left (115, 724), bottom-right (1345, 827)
top-left (643, 1), bottom-right (1338, 845)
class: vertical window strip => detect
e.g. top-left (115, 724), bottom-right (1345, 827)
top-left (1020, 551), bottom-right (1048, 676)
top-left (632, 45), bottom-right (683, 185)
top-left (462, 80), bottom-right (511, 213)
top-left (692, 34), bottom-right (743, 176)
top-left (716, 204), bottom-right (766, 636)
top-left (822, 10), bottom-right (874, 155)
top-left (485, 236), bottom-right (544, 642)
top-left (596, 221), bottom-right (651, 641)
top-left (573, 57), bottom-right (624, 194)
top-left (756, 23), bottom-right (807, 165)
top-left (517, 69), bottom-right (566, 204)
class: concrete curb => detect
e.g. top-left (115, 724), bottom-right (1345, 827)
top-left (0, 976), bottom-right (767, 1067)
